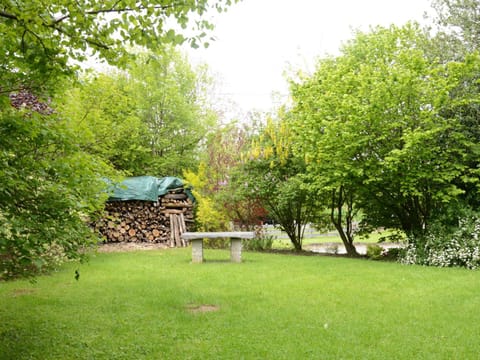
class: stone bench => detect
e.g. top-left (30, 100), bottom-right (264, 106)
top-left (181, 232), bottom-right (255, 263)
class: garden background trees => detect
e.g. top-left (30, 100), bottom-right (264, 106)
top-left (226, 114), bottom-right (320, 251)
top-left (59, 73), bottom-right (149, 175)
top-left (1, 0), bottom-right (238, 84)
top-left (429, 0), bottom-right (480, 58)
top-left (127, 48), bottom-right (217, 176)
top-left (61, 46), bottom-right (216, 177)
top-left (0, 0), bottom-right (238, 279)
top-left (290, 22), bottom-right (480, 260)
top-left (428, 0), bottom-right (480, 212)
top-left (183, 121), bottom-right (257, 235)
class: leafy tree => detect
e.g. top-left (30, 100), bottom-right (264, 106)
top-left (0, 104), bottom-right (115, 279)
top-left (429, 0), bottom-right (480, 58)
top-left (127, 47), bottom-right (217, 176)
top-left (59, 73), bottom-right (150, 175)
top-left (438, 55), bottom-right (480, 209)
top-left (230, 115), bottom-right (319, 251)
top-left (426, 0), bottom-right (480, 210)
top-left (184, 122), bottom-right (255, 247)
top-left (0, 0), bottom-right (240, 90)
top-left (290, 23), bottom-right (476, 242)
top-left (61, 46), bottom-right (216, 177)
top-left (203, 121), bottom-right (269, 230)
top-left (182, 121), bottom-right (260, 240)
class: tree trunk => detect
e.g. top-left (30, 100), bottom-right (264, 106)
top-left (284, 227), bottom-right (302, 251)
top-left (331, 186), bottom-right (360, 257)
top-left (337, 225), bottom-right (359, 257)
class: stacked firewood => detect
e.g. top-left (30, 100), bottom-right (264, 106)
top-left (93, 188), bottom-right (194, 247)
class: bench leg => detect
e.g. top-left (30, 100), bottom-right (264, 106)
top-left (191, 239), bottom-right (204, 263)
top-left (230, 238), bottom-right (242, 263)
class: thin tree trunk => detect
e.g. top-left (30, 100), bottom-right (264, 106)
top-left (331, 187), bottom-right (359, 257)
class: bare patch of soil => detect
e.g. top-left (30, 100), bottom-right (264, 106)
top-left (185, 304), bottom-right (220, 314)
top-left (11, 288), bottom-right (36, 297)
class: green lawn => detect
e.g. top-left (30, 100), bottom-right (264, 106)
top-left (1, 248), bottom-right (479, 359)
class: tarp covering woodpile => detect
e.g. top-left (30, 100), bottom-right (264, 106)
top-left (93, 176), bottom-right (195, 247)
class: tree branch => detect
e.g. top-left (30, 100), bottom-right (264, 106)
top-left (0, 2), bottom-right (183, 51)
top-left (52, 3), bottom-right (178, 25)
top-left (0, 10), bottom-right (17, 20)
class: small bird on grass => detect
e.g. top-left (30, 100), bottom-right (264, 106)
top-left (75, 269), bottom-right (80, 281)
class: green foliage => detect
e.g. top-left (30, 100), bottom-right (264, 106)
top-left (59, 73), bottom-right (150, 175)
top-left (0, 0), bottom-right (237, 279)
top-left (290, 23), bottom-right (479, 239)
top-left (382, 247), bottom-right (402, 261)
top-left (61, 47), bottom-right (215, 177)
top-left (204, 122), bottom-right (261, 228)
top-left (242, 226), bottom-right (274, 251)
top-left (0, 0), bottom-right (240, 87)
top-left (366, 244), bottom-right (384, 260)
top-left (430, 0), bottom-right (480, 58)
top-left (185, 121), bottom-right (267, 232)
top-left (127, 48), bottom-right (216, 176)
top-left (183, 165), bottom-right (230, 233)
top-left (400, 210), bottom-right (480, 269)
top-left (0, 108), bottom-right (113, 280)
top-left (230, 116), bottom-right (320, 250)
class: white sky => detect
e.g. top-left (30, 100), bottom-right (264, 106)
top-left (186, 0), bottom-right (433, 116)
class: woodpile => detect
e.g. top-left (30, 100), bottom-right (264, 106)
top-left (93, 187), bottom-right (194, 247)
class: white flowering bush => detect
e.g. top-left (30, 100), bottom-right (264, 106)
top-left (399, 215), bottom-right (480, 269)
top-left (399, 243), bottom-right (419, 265)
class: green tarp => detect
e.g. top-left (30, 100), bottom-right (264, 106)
top-left (108, 176), bottom-right (192, 202)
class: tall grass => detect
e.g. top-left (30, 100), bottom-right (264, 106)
top-left (1, 248), bottom-right (479, 359)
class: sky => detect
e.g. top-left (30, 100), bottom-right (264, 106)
top-left (186, 0), bottom-right (433, 116)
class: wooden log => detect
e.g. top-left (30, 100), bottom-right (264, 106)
top-left (164, 203), bottom-right (193, 209)
top-left (174, 215), bottom-right (182, 247)
top-left (163, 193), bottom-right (188, 200)
top-left (169, 214), bottom-right (174, 247)
top-left (161, 209), bottom-right (186, 215)
top-left (179, 213), bottom-right (186, 233)
top-left (180, 216), bottom-right (187, 246)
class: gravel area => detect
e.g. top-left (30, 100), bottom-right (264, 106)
top-left (97, 242), bottom-right (169, 253)
top-left (305, 242), bottom-right (403, 255)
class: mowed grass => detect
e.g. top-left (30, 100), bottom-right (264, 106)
top-left (1, 248), bottom-right (480, 359)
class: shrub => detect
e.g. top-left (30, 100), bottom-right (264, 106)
top-left (203, 237), bottom-right (230, 249)
top-left (182, 168), bottom-right (230, 233)
top-left (243, 226), bottom-right (274, 251)
top-left (366, 244), bottom-right (384, 260)
top-left (381, 247), bottom-right (402, 261)
top-left (0, 109), bottom-right (113, 280)
top-left (399, 214), bottom-right (480, 269)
